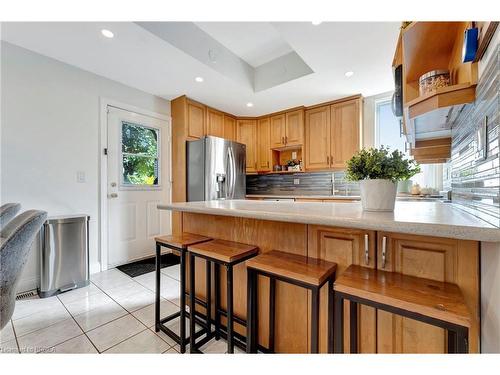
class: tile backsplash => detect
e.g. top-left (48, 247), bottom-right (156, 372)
top-left (246, 171), bottom-right (360, 196)
top-left (447, 43), bottom-right (499, 227)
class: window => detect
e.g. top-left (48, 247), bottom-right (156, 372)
top-left (375, 98), bottom-right (443, 191)
top-left (121, 122), bottom-right (160, 186)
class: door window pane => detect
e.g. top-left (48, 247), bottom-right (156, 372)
top-left (121, 122), bottom-right (159, 186)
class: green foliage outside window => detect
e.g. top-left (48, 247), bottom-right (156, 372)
top-left (122, 122), bottom-right (159, 185)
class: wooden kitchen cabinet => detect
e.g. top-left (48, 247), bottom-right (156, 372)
top-left (305, 98), bottom-right (361, 171)
top-left (304, 105), bottom-right (331, 170)
top-left (270, 114), bottom-right (286, 148)
top-left (308, 225), bottom-right (377, 353)
top-left (237, 119), bottom-right (258, 173)
top-left (285, 109), bottom-right (304, 146)
top-left (186, 99), bottom-right (205, 139)
top-left (206, 108), bottom-right (224, 138)
top-left (270, 110), bottom-right (304, 148)
top-left (223, 115), bottom-right (236, 141)
top-left (330, 99), bottom-right (361, 169)
top-left (375, 232), bottom-right (479, 353)
top-left (257, 117), bottom-right (272, 172)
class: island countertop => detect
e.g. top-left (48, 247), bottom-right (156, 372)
top-left (158, 200), bottom-right (500, 242)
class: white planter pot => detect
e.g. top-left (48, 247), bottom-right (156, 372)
top-left (359, 179), bottom-right (398, 212)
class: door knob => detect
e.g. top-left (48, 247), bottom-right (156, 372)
top-left (110, 182), bottom-right (117, 187)
top-left (109, 193), bottom-right (118, 198)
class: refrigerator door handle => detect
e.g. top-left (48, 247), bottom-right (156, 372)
top-left (228, 146), bottom-right (236, 199)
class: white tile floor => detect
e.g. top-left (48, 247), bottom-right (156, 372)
top-left (0, 265), bottom-right (239, 354)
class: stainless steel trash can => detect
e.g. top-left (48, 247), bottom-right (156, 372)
top-left (38, 214), bottom-right (90, 298)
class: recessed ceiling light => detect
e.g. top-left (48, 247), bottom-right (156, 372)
top-left (101, 29), bottom-right (114, 38)
top-left (311, 21), bottom-right (322, 26)
top-left (246, 102), bottom-right (254, 108)
top-left (344, 71), bottom-right (354, 78)
top-left (195, 77), bottom-right (204, 83)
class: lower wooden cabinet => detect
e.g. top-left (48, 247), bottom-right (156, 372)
top-left (308, 225), bottom-right (377, 353)
top-left (375, 232), bottom-right (479, 353)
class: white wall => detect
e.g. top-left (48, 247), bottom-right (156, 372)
top-left (1, 41), bottom-right (171, 292)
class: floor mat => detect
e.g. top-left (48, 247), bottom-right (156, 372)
top-left (117, 253), bottom-right (180, 278)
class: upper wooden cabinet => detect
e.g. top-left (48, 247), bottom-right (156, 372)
top-left (285, 109), bottom-right (304, 146)
top-left (375, 232), bottom-right (479, 353)
top-left (257, 117), bottom-right (272, 172)
top-left (206, 108), bottom-right (224, 138)
top-left (330, 99), bottom-right (361, 169)
top-left (237, 119), bottom-right (258, 173)
top-left (186, 100), bottom-right (205, 139)
top-left (270, 114), bottom-right (286, 148)
top-left (270, 109), bottom-right (304, 148)
top-left (305, 105), bottom-right (331, 170)
top-left (223, 115), bottom-right (236, 141)
top-left (305, 98), bottom-right (362, 170)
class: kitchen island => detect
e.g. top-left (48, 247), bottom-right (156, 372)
top-left (158, 200), bottom-right (499, 353)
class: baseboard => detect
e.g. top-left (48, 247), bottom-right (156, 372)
top-left (16, 276), bottom-right (39, 294)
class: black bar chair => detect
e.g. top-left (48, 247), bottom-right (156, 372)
top-left (187, 239), bottom-right (258, 353)
top-left (154, 233), bottom-right (211, 353)
top-left (246, 250), bottom-right (337, 353)
top-left (333, 265), bottom-right (471, 354)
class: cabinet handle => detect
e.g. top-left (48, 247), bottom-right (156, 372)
top-left (267, 161), bottom-right (269, 168)
top-left (282, 136), bottom-right (285, 144)
top-left (364, 234), bottom-right (369, 265)
top-left (327, 155), bottom-right (330, 164)
top-left (285, 136), bottom-right (288, 144)
top-left (255, 162), bottom-right (257, 169)
top-left (381, 236), bottom-right (387, 268)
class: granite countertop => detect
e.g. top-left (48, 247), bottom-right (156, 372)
top-left (158, 200), bottom-right (500, 242)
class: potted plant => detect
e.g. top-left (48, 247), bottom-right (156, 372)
top-left (346, 147), bottom-right (420, 211)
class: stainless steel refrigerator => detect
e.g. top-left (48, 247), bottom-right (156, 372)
top-left (186, 136), bottom-right (246, 201)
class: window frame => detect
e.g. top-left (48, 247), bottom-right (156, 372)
top-left (374, 96), bottom-right (405, 152)
top-left (119, 120), bottom-right (162, 191)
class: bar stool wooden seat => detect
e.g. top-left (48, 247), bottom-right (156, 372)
top-left (333, 265), bottom-right (471, 353)
top-left (188, 239), bottom-right (258, 353)
top-left (246, 251), bottom-right (337, 353)
top-left (154, 233), bottom-right (211, 353)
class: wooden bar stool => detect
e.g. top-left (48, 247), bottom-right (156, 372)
top-left (333, 265), bottom-right (471, 354)
top-left (188, 239), bottom-right (258, 353)
top-left (154, 233), bottom-right (211, 353)
top-left (246, 251), bottom-right (337, 353)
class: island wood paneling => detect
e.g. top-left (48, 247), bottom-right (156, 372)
top-left (375, 232), bottom-right (479, 353)
top-left (308, 225), bottom-right (377, 353)
top-left (182, 212), bottom-right (309, 353)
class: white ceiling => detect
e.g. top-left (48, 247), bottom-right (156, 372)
top-left (195, 22), bottom-right (293, 67)
top-left (0, 22), bottom-right (400, 116)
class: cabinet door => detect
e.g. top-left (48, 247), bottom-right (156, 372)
top-left (270, 114), bottom-right (286, 148)
top-left (285, 109), bottom-right (304, 146)
top-left (237, 119), bottom-right (257, 173)
top-left (304, 106), bottom-right (331, 170)
top-left (308, 226), bottom-right (377, 353)
top-left (206, 108), bottom-right (224, 138)
top-left (186, 100), bottom-right (205, 139)
top-left (257, 117), bottom-right (271, 172)
top-left (223, 115), bottom-right (236, 141)
top-left (331, 100), bottom-right (360, 169)
top-left (376, 232), bottom-right (479, 353)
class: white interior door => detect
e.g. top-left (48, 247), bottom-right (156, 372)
top-left (107, 106), bottom-right (171, 267)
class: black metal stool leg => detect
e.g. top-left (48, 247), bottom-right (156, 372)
top-left (226, 265), bottom-right (234, 353)
top-left (311, 287), bottom-right (320, 353)
top-left (179, 249), bottom-right (186, 353)
top-left (349, 301), bottom-right (358, 353)
top-left (155, 243), bottom-right (161, 333)
top-left (246, 268), bottom-right (257, 353)
top-left (456, 327), bottom-right (468, 354)
top-left (214, 263), bottom-right (221, 340)
top-left (268, 277), bottom-right (276, 353)
top-left (189, 252), bottom-right (196, 353)
top-left (334, 293), bottom-right (344, 353)
top-left (327, 277), bottom-right (335, 353)
top-left (206, 260), bottom-right (212, 338)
